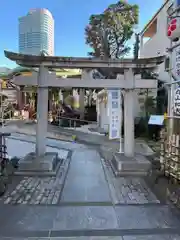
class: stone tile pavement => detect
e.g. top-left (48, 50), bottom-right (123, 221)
top-left (6, 121), bottom-right (154, 156)
top-left (3, 176), bottom-right (62, 205)
top-left (101, 158), bottom-right (159, 204)
top-left (7, 132), bottom-right (87, 152)
top-left (2, 150), bottom-right (71, 205)
top-left (0, 138), bottom-right (180, 239)
top-left (112, 177), bottom-right (159, 204)
top-left (0, 236), bottom-right (180, 240)
top-left (0, 204), bottom-right (179, 238)
top-left (2, 149), bottom-right (160, 206)
top-left (2, 176), bottom-right (160, 206)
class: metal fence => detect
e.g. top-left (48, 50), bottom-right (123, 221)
top-left (51, 114), bottom-right (97, 129)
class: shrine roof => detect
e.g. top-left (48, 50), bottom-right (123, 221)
top-left (0, 66), bottom-right (35, 79)
top-left (4, 51), bottom-right (165, 71)
top-left (0, 64), bottom-right (81, 79)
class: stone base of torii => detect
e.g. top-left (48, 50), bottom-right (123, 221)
top-left (4, 51), bottom-right (164, 176)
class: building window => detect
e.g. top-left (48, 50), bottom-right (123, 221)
top-left (167, 3), bottom-right (174, 16)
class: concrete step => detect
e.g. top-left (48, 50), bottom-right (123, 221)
top-left (111, 153), bottom-right (151, 177)
top-left (0, 235), bottom-right (180, 239)
top-left (0, 205), bottom-right (179, 239)
top-left (16, 152), bottom-right (61, 176)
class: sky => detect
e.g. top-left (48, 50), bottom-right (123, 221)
top-left (0, 0), bottom-right (164, 68)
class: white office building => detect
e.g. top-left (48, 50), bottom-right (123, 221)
top-left (19, 9), bottom-right (54, 56)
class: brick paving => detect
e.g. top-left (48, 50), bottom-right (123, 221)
top-left (101, 158), bottom-right (159, 204)
top-left (2, 176), bottom-right (159, 206)
top-left (2, 151), bottom-right (71, 205)
top-left (113, 177), bottom-right (159, 204)
top-left (4, 176), bottom-right (62, 205)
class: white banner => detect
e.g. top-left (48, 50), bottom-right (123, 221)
top-left (174, 87), bottom-right (180, 115)
top-left (175, 46), bottom-right (180, 78)
top-left (108, 89), bottom-right (122, 139)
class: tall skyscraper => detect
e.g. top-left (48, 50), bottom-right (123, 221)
top-left (19, 9), bottom-right (54, 56)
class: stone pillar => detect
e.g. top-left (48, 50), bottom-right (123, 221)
top-left (79, 88), bottom-right (85, 119)
top-left (73, 89), bottom-right (79, 109)
top-left (24, 92), bottom-right (27, 105)
top-left (96, 98), bottom-right (100, 126)
top-left (79, 69), bottom-right (90, 119)
top-left (59, 89), bottom-right (63, 102)
top-left (124, 69), bottom-right (135, 157)
top-left (36, 65), bottom-right (49, 157)
top-left (18, 86), bottom-right (24, 110)
top-left (88, 89), bottom-right (92, 106)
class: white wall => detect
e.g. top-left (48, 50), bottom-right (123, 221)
top-left (140, 1), bottom-right (172, 83)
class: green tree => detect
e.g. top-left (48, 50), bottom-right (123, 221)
top-left (144, 96), bottom-right (156, 118)
top-left (85, 0), bottom-right (139, 59)
top-left (141, 70), bottom-right (168, 115)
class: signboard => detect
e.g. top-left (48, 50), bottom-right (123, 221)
top-left (148, 115), bottom-right (164, 126)
top-left (174, 87), bottom-right (180, 115)
top-left (108, 89), bottom-right (122, 139)
top-left (167, 0), bottom-right (180, 41)
top-left (175, 46), bottom-right (180, 77)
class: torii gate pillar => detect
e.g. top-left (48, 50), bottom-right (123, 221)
top-left (36, 65), bottom-right (49, 156)
top-left (123, 69), bottom-right (135, 157)
top-left (124, 89), bottom-right (135, 157)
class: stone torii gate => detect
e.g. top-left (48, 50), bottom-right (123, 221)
top-left (4, 51), bottom-right (164, 174)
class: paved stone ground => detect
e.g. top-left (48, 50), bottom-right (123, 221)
top-left (0, 237), bottom-right (180, 240)
top-left (1, 236), bottom-right (180, 240)
top-left (5, 121), bottom-right (154, 155)
top-left (2, 148), bottom-right (158, 206)
top-left (0, 133), bottom-right (180, 239)
top-left (3, 175), bottom-right (63, 205)
top-left (101, 158), bottom-right (159, 204)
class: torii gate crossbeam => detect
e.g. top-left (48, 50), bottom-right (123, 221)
top-left (13, 73), bottom-right (157, 89)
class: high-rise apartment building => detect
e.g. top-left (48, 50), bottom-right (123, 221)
top-left (19, 9), bottom-right (54, 56)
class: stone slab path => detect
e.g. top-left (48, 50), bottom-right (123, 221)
top-left (61, 149), bottom-right (111, 203)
